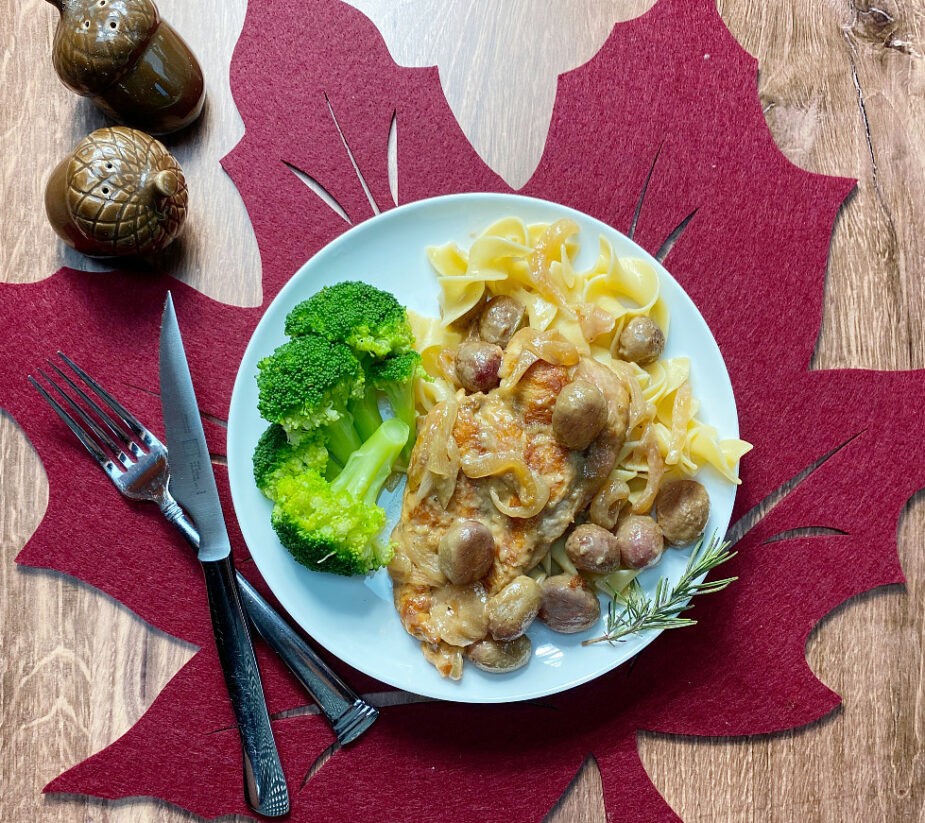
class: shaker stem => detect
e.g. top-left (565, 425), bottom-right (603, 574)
top-left (153, 169), bottom-right (180, 197)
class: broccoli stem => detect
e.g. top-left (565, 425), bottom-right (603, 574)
top-left (382, 384), bottom-right (417, 460)
top-left (382, 384), bottom-right (415, 433)
top-left (332, 417), bottom-right (410, 506)
top-left (325, 453), bottom-right (342, 481)
top-left (323, 414), bottom-right (363, 465)
top-left (350, 383), bottom-right (383, 442)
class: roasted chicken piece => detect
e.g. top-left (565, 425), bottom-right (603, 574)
top-left (389, 342), bottom-right (630, 678)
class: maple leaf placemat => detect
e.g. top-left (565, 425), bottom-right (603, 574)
top-left (2, 0), bottom-right (923, 821)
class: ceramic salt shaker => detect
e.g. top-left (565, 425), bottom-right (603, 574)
top-left (46, 0), bottom-right (205, 135)
top-left (45, 126), bottom-right (188, 257)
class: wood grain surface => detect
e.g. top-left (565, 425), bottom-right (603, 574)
top-left (1, 1), bottom-right (923, 821)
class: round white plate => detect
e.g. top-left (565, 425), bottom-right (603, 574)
top-left (227, 192), bottom-right (739, 703)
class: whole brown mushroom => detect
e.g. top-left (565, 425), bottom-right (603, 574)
top-left (655, 479), bottom-right (711, 545)
top-left (552, 380), bottom-right (608, 450)
top-left (539, 574), bottom-right (601, 634)
top-left (614, 514), bottom-right (664, 570)
top-left (565, 523), bottom-right (622, 574)
top-left (617, 317), bottom-right (665, 365)
top-left (478, 296), bottom-right (526, 347)
top-left (486, 576), bottom-right (542, 641)
top-left (455, 341), bottom-right (503, 393)
top-left (438, 520), bottom-right (495, 584)
top-left (466, 636), bottom-right (532, 673)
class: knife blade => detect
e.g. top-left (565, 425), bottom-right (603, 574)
top-left (159, 293), bottom-right (289, 817)
top-left (159, 296), bottom-right (231, 563)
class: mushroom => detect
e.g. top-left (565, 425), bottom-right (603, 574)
top-left (455, 341), bottom-right (503, 393)
top-left (486, 576), bottom-right (542, 641)
top-left (538, 574), bottom-right (601, 634)
top-left (438, 520), bottom-right (495, 584)
top-left (565, 523), bottom-right (622, 574)
top-left (655, 479), bottom-right (710, 545)
top-left (466, 636), bottom-right (532, 673)
top-left (551, 380), bottom-right (608, 450)
top-left (616, 317), bottom-right (665, 365)
top-left (478, 296), bottom-right (526, 347)
top-left (614, 515), bottom-right (664, 570)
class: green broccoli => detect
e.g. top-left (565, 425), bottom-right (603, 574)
top-left (349, 382), bottom-right (384, 442)
top-left (270, 417), bottom-right (409, 576)
top-left (256, 334), bottom-right (364, 464)
top-left (252, 424), bottom-right (337, 501)
top-left (284, 281), bottom-right (415, 357)
top-left (368, 351), bottom-right (425, 449)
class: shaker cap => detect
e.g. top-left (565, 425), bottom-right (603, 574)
top-left (51, 0), bottom-right (160, 95)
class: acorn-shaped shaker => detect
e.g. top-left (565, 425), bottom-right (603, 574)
top-left (47, 0), bottom-right (205, 135)
top-left (45, 126), bottom-right (188, 257)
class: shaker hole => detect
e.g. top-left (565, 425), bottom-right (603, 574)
top-left (102, 187), bottom-right (110, 195)
top-left (106, 163), bottom-right (113, 170)
top-left (84, 20), bottom-right (90, 28)
top-left (109, 21), bottom-right (117, 28)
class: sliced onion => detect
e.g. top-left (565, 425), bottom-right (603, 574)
top-left (666, 381), bottom-right (693, 466)
top-left (575, 302), bottom-right (616, 342)
top-left (590, 471), bottom-right (631, 530)
top-left (527, 219), bottom-right (579, 304)
top-left (499, 327), bottom-right (579, 391)
top-left (408, 395), bottom-right (460, 508)
top-left (610, 359), bottom-right (655, 432)
top-left (632, 424), bottom-right (665, 514)
top-left (461, 452), bottom-right (550, 518)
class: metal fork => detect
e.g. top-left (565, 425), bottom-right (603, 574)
top-left (29, 352), bottom-right (378, 746)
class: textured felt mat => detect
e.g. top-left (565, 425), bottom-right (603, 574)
top-left (2, 0), bottom-right (924, 820)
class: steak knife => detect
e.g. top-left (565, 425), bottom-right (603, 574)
top-left (159, 294), bottom-right (289, 818)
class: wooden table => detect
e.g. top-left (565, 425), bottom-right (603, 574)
top-left (2, 1), bottom-right (923, 820)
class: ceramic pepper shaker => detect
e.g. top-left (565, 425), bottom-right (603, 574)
top-left (46, 0), bottom-right (205, 135)
top-left (45, 126), bottom-right (188, 257)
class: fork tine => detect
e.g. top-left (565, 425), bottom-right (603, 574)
top-left (38, 369), bottom-right (133, 469)
top-left (29, 376), bottom-right (123, 481)
top-left (47, 360), bottom-right (134, 448)
top-left (58, 352), bottom-right (156, 443)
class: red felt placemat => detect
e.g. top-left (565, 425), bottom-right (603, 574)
top-left (2, 0), bottom-right (923, 821)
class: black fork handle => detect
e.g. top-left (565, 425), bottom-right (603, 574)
top-left (166, 502), bottom-right (378, 745)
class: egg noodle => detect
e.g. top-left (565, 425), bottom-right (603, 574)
top-left (409, 216), bottom-right (751, 596)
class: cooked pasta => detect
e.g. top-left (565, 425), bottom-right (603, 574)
top-left (415, 216), bottom-right (750, 523)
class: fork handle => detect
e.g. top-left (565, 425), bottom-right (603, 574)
top-left (164, 504), bottom-right (377, 745)
top-left (235, 575), bottom-right (378, 745)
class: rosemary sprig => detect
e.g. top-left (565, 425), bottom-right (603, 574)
top-left (582, 531), bottom-right (737, 646)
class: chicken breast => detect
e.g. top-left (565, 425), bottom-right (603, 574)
top-left (389, 356), bottom-right (630, 678)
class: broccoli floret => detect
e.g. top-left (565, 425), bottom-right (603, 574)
top-left (270, 417), bottom-right (409, 576)
top-left (253, 424), bottom-right (330, 501)
top-left (256, 334), bottom-right (364, 463)
top-left (284, 281), bottom-right (415, 357)
top-left (368, 351), bottom-right (425, 446)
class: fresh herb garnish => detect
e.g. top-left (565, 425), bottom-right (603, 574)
top-left (583, 532), bottom-right (737, 646)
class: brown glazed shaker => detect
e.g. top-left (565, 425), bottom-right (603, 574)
top-left (47, 0), bottom-right (205, 135)
top-left (45, 126), bottom-right (188, 257)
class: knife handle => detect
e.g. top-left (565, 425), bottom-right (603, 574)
top-left (165, 504), bottom-right (378, 745)
top-left (201, 555), bottom-right (290, 818)
top-left (235, 575), bottom-right (379, 745)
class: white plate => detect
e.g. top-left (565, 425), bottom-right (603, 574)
top-left (227, 192), bottom-right (739, 703)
